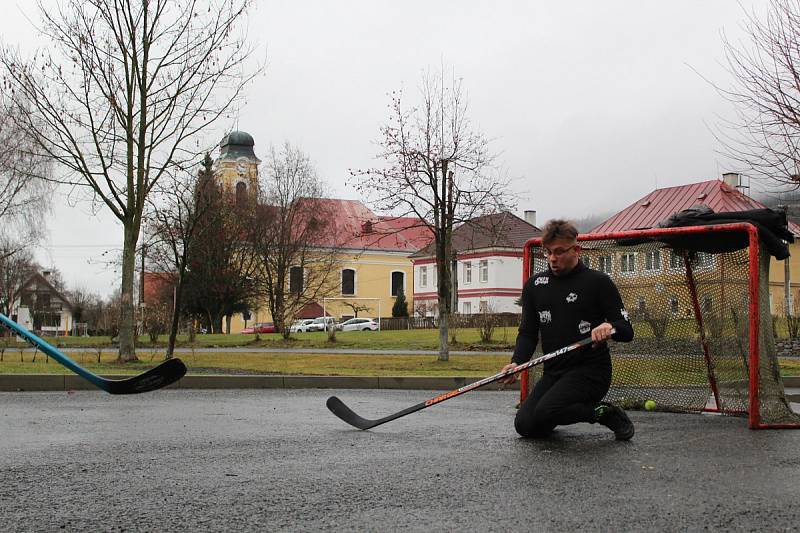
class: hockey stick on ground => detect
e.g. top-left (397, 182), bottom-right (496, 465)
top-left (327, 330), bottom-right (613, 430)
top-left (0, 313), bottom-right (186, 394)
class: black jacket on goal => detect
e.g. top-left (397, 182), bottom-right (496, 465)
top-left (512, 261), bottom-right (634, 372)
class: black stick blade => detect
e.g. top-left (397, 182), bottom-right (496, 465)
top-left (327, 396), bottom-right (378, 430)
top-left (104, 358), bottom-right (187, 394)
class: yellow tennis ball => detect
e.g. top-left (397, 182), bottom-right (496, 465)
top-left (644, 400), bottom-right (656, 411)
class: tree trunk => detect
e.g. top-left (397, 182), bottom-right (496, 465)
top-left (117, 222), bottom-right (139, 362)
top-left (438, 307), bottom-right (449, 361)
top-left (211, 313), bottom-right (223, 334)
top-left (166, 281), bottom-right (183, 360)
top-left (225, 314), bottom-right (232, 334)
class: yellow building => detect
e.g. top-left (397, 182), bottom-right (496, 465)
top-left (232, 198), bottom-right (432, 331)
top-left (214, 132), bottom-right (432, 332)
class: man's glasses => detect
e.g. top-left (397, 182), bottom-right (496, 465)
top-left (542, 245), bottom-right (576, 258)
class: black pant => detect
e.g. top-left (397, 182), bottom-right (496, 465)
top-left (514, 364), bottom-right (612, 438)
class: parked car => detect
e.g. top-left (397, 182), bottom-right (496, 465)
top-left (241, 322), bottom-right (276, 334)
top-left (307, 316), bottom-right (337, 332)
top-left (289, 319), bottom-right (316, 333)
top-left (337, 317), bottom-right (379, 331)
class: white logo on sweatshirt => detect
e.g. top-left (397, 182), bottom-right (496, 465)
top-left (534, 276), bottom-right (549, 286)
top-left (539, 310), bottom-right (552, 324)
top-left (566, 292), bottom-right (578, 303)
top-left (621, 309), bottom-right (630, 322)
top-left (578, 320), bottom-right (591, 335)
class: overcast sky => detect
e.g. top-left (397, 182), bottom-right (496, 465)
top-left (2, 0), bottom-right (767, 297)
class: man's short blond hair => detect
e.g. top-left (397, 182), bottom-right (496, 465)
top-left (541, 219), bottom-right (578, 245)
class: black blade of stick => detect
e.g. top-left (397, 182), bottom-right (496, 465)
top-left (102, 358), bottom-right (187, 394)
top-left (327, 334), bottom-right (604, 430)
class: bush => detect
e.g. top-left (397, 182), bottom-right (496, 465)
top-left (475, 306), bottom-right (499, 343)
top-left (392, 288), bottom-right (409, 317)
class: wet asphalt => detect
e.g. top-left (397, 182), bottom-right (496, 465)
top-left (2, 389), bottom-right (800, 532)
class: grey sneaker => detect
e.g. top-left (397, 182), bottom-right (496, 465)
top-left (596, 402), bottom-right (635, 441)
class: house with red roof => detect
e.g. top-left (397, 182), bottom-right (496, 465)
top-left (232, 198), bottom-right (434, 329)
top-left (299, 198), bottom-right (432, 320)
top-left (411, 211), bottom-right (540, 316)
top-left (144, 130), bottom-right (436, 332)
top-left (589, 173), bottom-right (800, 314)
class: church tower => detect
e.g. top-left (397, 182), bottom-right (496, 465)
top-left (214, 130), bottom-right (260, 205)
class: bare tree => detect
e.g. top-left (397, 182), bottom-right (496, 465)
top-left (342, 301), bottom-right (372, 318)
top-left (146, 153), bottom-right (220, 357)
top-left (0, 0), bottom-right (259, 361)
top-left (249, 143), bottom-right (342, 339)
top-left (714, 0), bottom-right (800, 187)
top-left (0, 240), bottom-right (38, 317)
top-left (0, 96), bottom-right (52, 247)
top-left (352, 68), bottom-right (515, 360)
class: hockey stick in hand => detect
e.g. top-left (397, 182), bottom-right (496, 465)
top-left (327, 331), bottom-right (612, 430)
top-left (0, 313), bottom-right (186, 394)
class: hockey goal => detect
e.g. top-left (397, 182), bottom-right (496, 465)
top-left (519, 223), bottom-right (800, 429)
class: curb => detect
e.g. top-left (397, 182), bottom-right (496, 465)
top-left (4, 375), bottom-right (797, 395)
top-left (0, 374), bottom-right (521, 392)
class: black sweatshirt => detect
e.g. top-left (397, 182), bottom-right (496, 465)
top-left (512, 261), bottom-right (634, 372)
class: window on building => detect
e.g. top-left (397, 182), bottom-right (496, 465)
top-left (235, 181), bottom-right (247, 206)
top-left (669, 250), bottom-right (682, 269)
top-left (341, 269), bottom-right (355, 295)
top-left (598, 255), bottom-right (612, 274)
top-left (620, 253), bottom-right (636, 273)
top-left (645, 250), bottom-right (661, 271)
top-left (41, 312), bottom-right (60, 327)
top-left (479, 260), bottom-right (489, 282)
top-left (420, 266), bottom-right (427, 287)
top-left (637, 296), bottom-right (646, 312)
top-left (669, 296), bottom-right (679, 314)
top-left (391, 271), bottom-right (405, 296)
top-left (289, 266), bottom-right (304, 294)
top-left (479, 300), bottom-right (488, 313)
top-left (432, 266), bottom-right (437, 287)
top-left (702, 295), bottom-right (713, 313)
top-left (464, 262), bottom-right (472, 284)
top-left (462, 301), bottom-right (472, 314)
top-left (695, 252), bottom-right (713, 268)
top-left (581, 256), bottom-right (592, 268)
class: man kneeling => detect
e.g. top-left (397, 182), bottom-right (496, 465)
top-left (500, 219), bottom-right (635, 440)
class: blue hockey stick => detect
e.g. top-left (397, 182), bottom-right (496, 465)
top-left (0, 313), bottom-right (186, 394)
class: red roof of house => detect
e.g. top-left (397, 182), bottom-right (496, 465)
top-left (590, 179), bottom-right (800, 235)
top-left (301, 198), bottom-right (433, 252)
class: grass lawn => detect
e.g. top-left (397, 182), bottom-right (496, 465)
top-left (0, 351), bottom-right (510, 377)
top-left (1, 349), bottom-right (799, 378)
top-left (0, 327), bottom-right (519, 351)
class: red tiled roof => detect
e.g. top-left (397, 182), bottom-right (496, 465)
top-left (299, 198), bottom-right (434, 252)
top-left (590, 179), bottom-right (800, 235)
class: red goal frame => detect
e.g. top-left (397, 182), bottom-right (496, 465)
top-left (519, 222), bottom-right (800, 430)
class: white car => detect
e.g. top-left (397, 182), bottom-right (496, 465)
top-left (289, 319), bottom-right (315, 333)
top-left (307, 316), bottom-right (337, 332)
top-left (337, 318), bottom-right (379, 331)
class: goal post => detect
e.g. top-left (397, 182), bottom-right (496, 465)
top-left (519, 222), bottom-right (800, 430)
